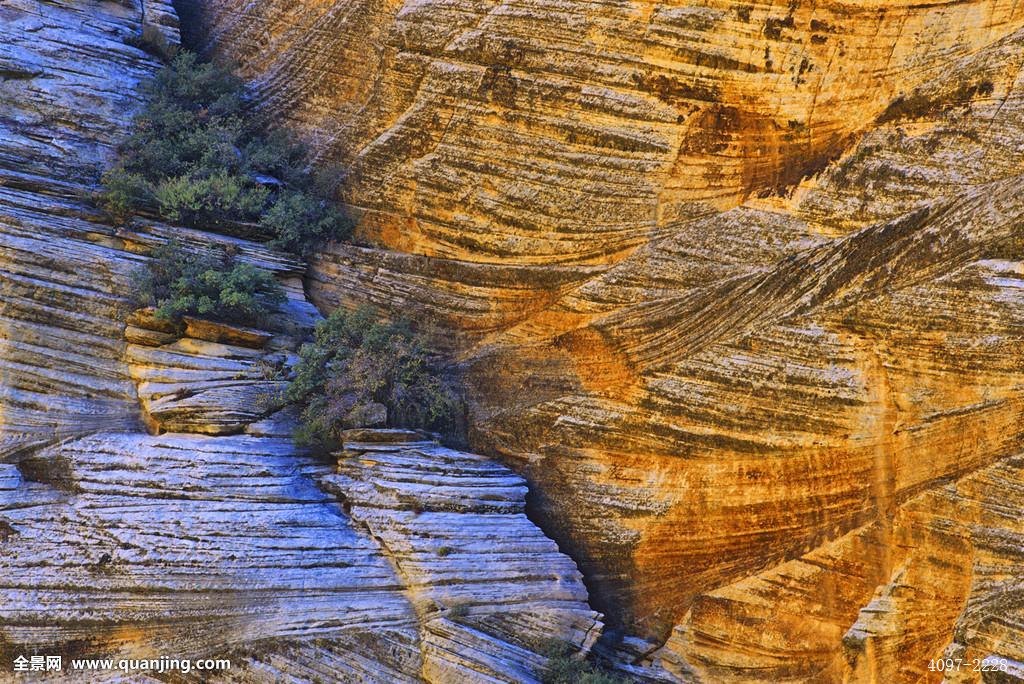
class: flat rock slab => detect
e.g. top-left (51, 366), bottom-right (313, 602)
top-left (322, 437), bottom-right (604, 683)
top-left (183, 317), bottom-right (274, 349)
top-left (0, 432), bottom-right (423, 682)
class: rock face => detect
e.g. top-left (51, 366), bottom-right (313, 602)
top-left (321, 429), bottom-right (603, 683)
top-left (654, 455), bottom-right (1024, 683)
top-left (0, 427), bottom-right (603, 682)
top-left (184, 0), bottom-right (1024, 680)
top-left (0, 0), bottom-right (174, 184)
top-left (0, 2), bottom-right (601, 681)
top-left (0, 433), bottom-right (424, 682)
top-left (0, 0), bottom-right (177, 455)
top-left (188, 0), bottom-right (1024, 261)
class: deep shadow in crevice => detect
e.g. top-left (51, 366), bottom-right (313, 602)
top-left (170, 0), bottom-right (207, 52)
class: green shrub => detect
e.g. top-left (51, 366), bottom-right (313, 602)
top-left (154, 168), bottom-right (268, 227)
top-left (99, 51), bottom-right (350, 255)
top-left (132, 240), bottom-right (285, 325)
top-left (286, 306), bottom-right (459, 449)
top-left (262, 189), bottom-right (351, 258)
top-left (240, 128), bottom-right (309, 185)
top-left (113, 52), bottom-right (245, 181)
top-left (98, 169), bottom-right (153, 223)
top-left (539, 640), bottom-right (626, 684)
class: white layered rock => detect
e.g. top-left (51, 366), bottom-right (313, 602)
top-left (0, 432), bottom-right (424, 681)
top-left (0, 4), bottom-right (605, 682)
top-left (321, 430), bottom-right (604, 683)
top-left (124, 309), bottom-right (296, 436)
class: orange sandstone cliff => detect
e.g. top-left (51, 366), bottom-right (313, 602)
top-left (179, 0), bottom-right (1024, 680)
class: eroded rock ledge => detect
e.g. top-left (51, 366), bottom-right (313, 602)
top-left (0, 432), bottom-right (424, 681)
top-left (0, 426), bottom-right (604, 682)
top-left (321, 429), bottom-right (603, 682)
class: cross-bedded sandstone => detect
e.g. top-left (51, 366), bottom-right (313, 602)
top-left (187, 2), bottom-right (1024, 681)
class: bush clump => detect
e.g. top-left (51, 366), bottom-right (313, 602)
top-left (540, 640), bottom-right (626, 684)
top-left (99, 51), bottom-right (351, 256)
top-left (260, 189), bottom-right (352, 258)
top-left (286, 306), bottom-right (459, 449)
top-left (132, 240), bottom-right (286, 325)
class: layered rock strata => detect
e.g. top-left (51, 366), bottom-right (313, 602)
top-left (125, 308), bottom-right (298, 435)
top-left (0, 2), bottom-right (602, 681)
top-left (323, 430), bottom-right (602, 684)
top-left (322, 430), bottom-right (603, 683)
top-left (654, 455), bottom-right (1024, 683)
top-left (188, 0), bottom-right (1024, 261)
top-left (185, 1), bottom-right (1024, 680)
top-left (0, 433), bottom-right (424, 682)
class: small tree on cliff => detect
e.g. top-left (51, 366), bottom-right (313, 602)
top-left (131, 240), bottom-right (285, 325)
top-left (539, 640), bottom-right (626, 684)
top-left (99, 51), bottom-right (351, 256)
top-left (285, 306), bottom-right (459, 449)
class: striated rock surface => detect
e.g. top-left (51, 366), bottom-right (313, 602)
top-left (0, 1), bottom-right (603, 681)
top-left (321, 429), bottom-right (603, 683)
top-left (0, 432), bottom-right (424, 682)
top-left (0, 185), bottom-right (314, 455)
top-left (11, 0), bottom-right (1024, 679)
top-left (0, 0), bottom-right (197, 456)
top-left (186, 0), bottom-right (1024, 680)
top-left (0, 184), bottom-right (145, 456)
top-left (189, 0), bottom-right (1024, 263)
top-left (124, 308), bottom-right (295, 435)
top-left (0, 0), bottom-right (165, 183)
top-left (653, 455), bottom-right (1024, 683)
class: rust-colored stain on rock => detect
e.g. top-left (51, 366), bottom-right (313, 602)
top-left (187, 0), bottom-right (1024, 679)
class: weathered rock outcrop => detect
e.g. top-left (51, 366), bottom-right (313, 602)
top-left (184, 0), bottom-right (1024, 680)
top-left (0, 426), bottom-right (603, 682)
top-left (0, 433), bottom-right (425, 681)
top-left (189, 0), bottom-right (1024, 261)
top-left (0, 2), bottom-right (602, 681)
top-left (321, 429), bottom-right (603, 682)
top-left (654, 455), bottom-right (1024, 683)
